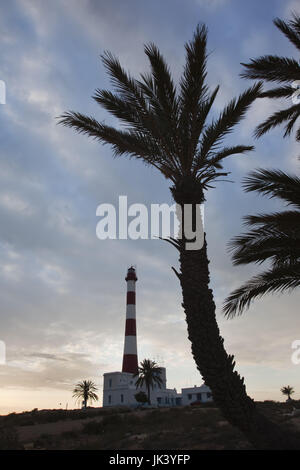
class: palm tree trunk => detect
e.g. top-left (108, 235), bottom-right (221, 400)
top-left (147, 385), bottom-right (151, 405)
top-left (171, 179), bottom-right (298, 449)
top-left (84, 393), bottom-right (88, 409)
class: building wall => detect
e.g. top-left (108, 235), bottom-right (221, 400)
top-left (103, 368), bottom-right (179, 407)
top-left (103, 370), bottom-right (213, 407)
top-left (180, 384), bottom-right (213, 406)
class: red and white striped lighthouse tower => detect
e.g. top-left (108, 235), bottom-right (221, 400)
top-left (122, 266), bottom-right (138, 374)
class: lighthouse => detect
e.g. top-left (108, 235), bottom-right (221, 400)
top-left (122, 266), bottom-right (138, 374)
top-left (102, 267), bottom-right (213, 407)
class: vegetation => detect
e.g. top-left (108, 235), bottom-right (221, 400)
top-left (72, 380), bottom-right (99, 408)
top-left (134, 391), bottom-right (148, 405)
top-left (281, 386), bottom-right (295, 401)
top-left (0, 426), bottom-right (22, 450)
top-left (134, 359), bottom-right (163, 405)
top-left (241, 13), bottom-right (300, 141)
top-left (223, 169), bottom-right (300, 316)
top-left (59, 23), bottom-right (292, 449)
top-left (1, 403), bottom-right (300, 450)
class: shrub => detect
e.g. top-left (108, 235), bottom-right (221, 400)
top-left (82, 420), bottom-right (104, 435)
top-left (0, 427), bottom-right (22, 450)
top-left (135, 391), bottom-right (148, 405)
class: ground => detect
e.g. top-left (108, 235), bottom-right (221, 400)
top-left (0, 401), bottom-right (300, 450)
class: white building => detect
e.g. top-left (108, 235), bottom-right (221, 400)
top-left (180, 384), bottom-right (213, 406)
top-left (102, 369), bottom-right (213, 408)
top-left (102, 267), bottom-right (213, 408)
top-left (103, 368), bottom-right (180, 407)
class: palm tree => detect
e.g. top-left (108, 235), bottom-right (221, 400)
top-left (223, 168), bottom-right (300, 316)
top-left (59, 25), bottom-right (297, 448)
top-left (241, 13), bottom-right (300, 141)
top-left (133, 359), bottom-right (163, 405)
top-left (72, 380), bottom-right (99, 408)
top-left (281, 385), bottom-right (295, 401)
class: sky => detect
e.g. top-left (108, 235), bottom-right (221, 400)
top-left (0, 0), bottom-right (299, 414)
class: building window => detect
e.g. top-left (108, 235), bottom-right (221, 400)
top-left (207, 392), bottom-right (212, 399)
top-left (108, 395), bottom-right (112, 404)
top-left (109, 379), bottom-right (112, 388)
top-left (197, 393), bottom-right (202, 401)
top-left (188, 394), bottom-right (192, 400)
top-left (157, 397), bottom-right (162, 404)
top-left (121, 394), bottom-right (124, 403)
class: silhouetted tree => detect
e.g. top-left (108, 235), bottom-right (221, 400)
top-left (134, 359), bottom-right (163, 405)
top-left (59, 25), bottom-right (297, 448)
top-left (223, 169), bottom-right (300, 316)
top-left (73, 380), bottom-right (99, 408)
top-left (241, 13), bottom-right (300, 141)
top-left (281, 385), bottom-right (295, 401)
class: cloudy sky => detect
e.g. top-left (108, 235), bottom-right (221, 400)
top-left (0, 0), bottom-right (299, 414)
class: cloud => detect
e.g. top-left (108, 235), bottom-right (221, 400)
top-left (283, 1), bottom-right (300, 17)
top-left (195, 0), bottom-right (228, 9)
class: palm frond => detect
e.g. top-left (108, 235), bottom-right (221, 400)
top-left (290, 12), bottom-right (300, 35)
top-left (274, 15), bottom-right (300, 51)
top-left (240, 14), bottom-right (300, 142)
top-left (58, 111), bottom-right (177, 180)
top-left (225, 167), bottom-right (300, 317)
top-left (144, 42), bottom-right (178, 119)
top-left (196, 145), bottom-right (254, 173)
top-left (198, 82), bottom-right (262, 162)
top-left (100, 52), bottom-right (182, 172)
top-left (229, 222), bottom-right (300, 267)
top-left (259, 85), bottom-right (295, 99)
top-left (254, 103), bottom-right (300, 139)
top-left (179, 24), bottom-right (209, 167)
top-left (101, 51), bottom-right (148, 110)
top-left (93, 89), bottom-right (145, 130)
top-left (241, 56), bottom-right (300, 83)
top-left (140, 44), bottom-right (181, 169)
top-left (59, 26), bottom-right (261, 187)
top-left (243, 169), bottom-right (300, 208)
top-left (243, 211), bottom-right (300, 228)
top-left (134, 359), bottom-right (163, 390)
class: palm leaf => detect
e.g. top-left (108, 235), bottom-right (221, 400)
top-left (241, 56), bottom-right (300, 83)
top-left (241, 14), bottom-right (300, 141)
top-left (259, 85), bottom-right (295, 99)
top-left (179, 24), bottom-right (209, 167)
top-left (223, 264), bottom-right (300, 317)
top-left (224, 168), bottom-right (300, 317)
top-left (198, 82), bottom-right (262, 162)
top-left (254, 104), bottom-right (300, 139)
top-left (243, 169), bottom-right (300, 208)
top-left (274, 15), bottom-right (300, 51)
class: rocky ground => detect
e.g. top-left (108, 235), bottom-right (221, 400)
top-left (0, 401), bottom-right (299, 450)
